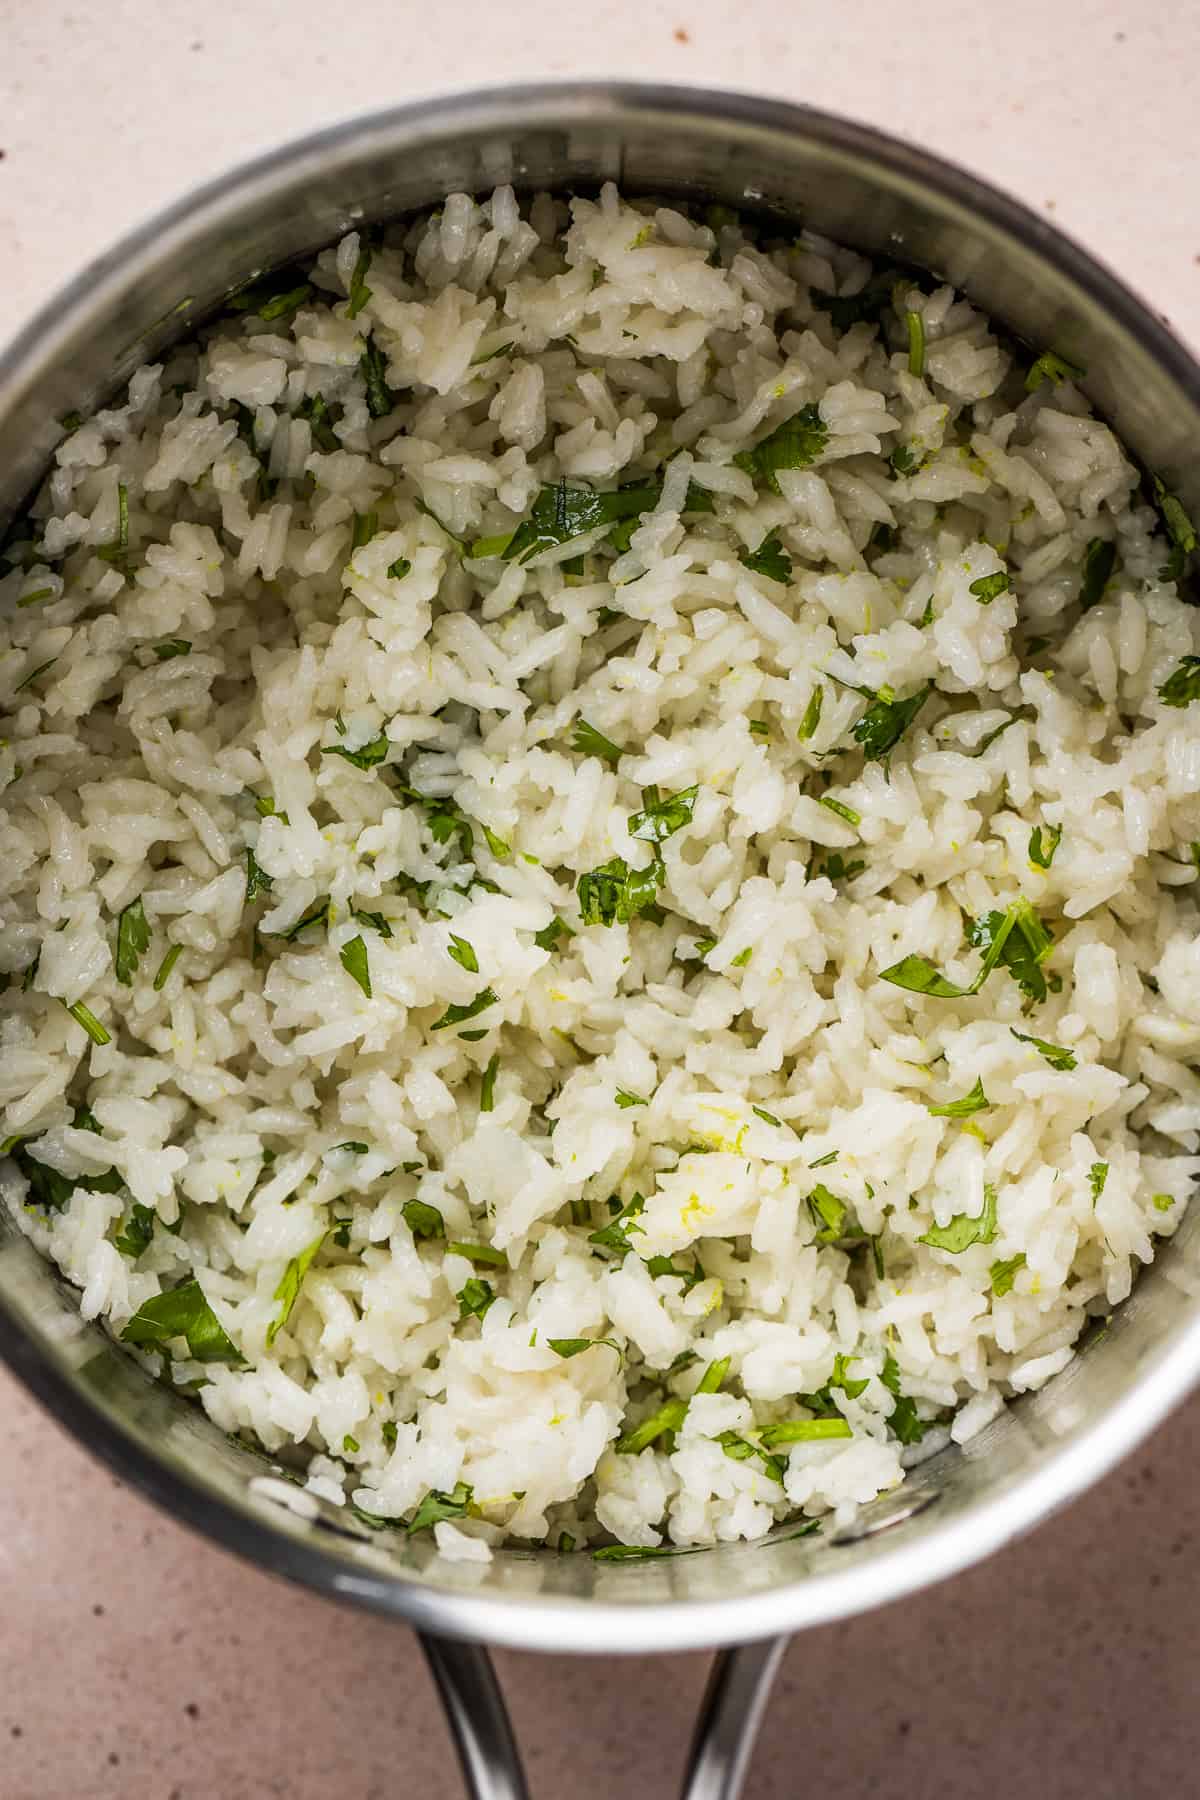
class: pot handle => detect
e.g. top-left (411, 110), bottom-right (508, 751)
top-left (419, 1632), bottom-right (788, 1800)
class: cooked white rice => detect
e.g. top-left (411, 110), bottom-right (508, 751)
top-left (2, 183), bottom-right (1199, 1558)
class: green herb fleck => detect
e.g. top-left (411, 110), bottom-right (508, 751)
top-left (732, 404), bottom-right (829, 492)
top-left (1088, 1161), bottom-right (1109, 1203)
top-left (403, 1198), bottom-right (445, 1240)
top-left (615, 1088), bottom-right (647, 1109)
top-left (629, 785), bottom-right (698, 844)
top-left (760, 1417), bottom-right (852, 1448)
top-left (152, 638), bottom-right (192, 660)
top-left (63, 1000), bottom-right (110, 1045)
top-left (570, 718), bottom-right (623, 765)
top-left (739, 534), bottom-right (792, 582)
top-left (386, 556), bottom-right (412, 580)
top-left (990, 1252), bottom-right (1026, 1296)
top-left (927, 1077), bottom-right (989, 1118)
top-left (360, 341), bottom-right (395, 419)
top-left (1011, 1027), bottom-right (1077, 1071)
top-left (1158, 657), bottom-right (1200, 707)
top-left (905, 308), bottom-right (926, 377)
top-left (447, 934), bottom-right (479, 974)
top-left (152, 944), bottom-right (182, 991)
top-left (409, 1481), bottom-right (474, 1534)
top-left (1079, 538), bottom-right (1117, 610)
top-left (1026, 350), bottom-right (1086, 392)
top-left (114, 896), bottom-right (150, 986)
top-left (114, 1203), bottom-right (156, 1259)
top-left (346, 246), bottom-right (372, 319)
top-left (820, 794), bottom-right (860, 826)
top-left (797, 687), bottom-right (823, 742)
top-left (577, 857), bottom-right (665, 927)
top-left (122, 1277), bottom-right (244, 1364)
top-left (457, 1277), bottom-right (496, 1322)
top-left (919, 1184), bottom-right (999, 1253)
top-left (588, 1193), bottom-right (646, 1258)
top-left (969, 571), bottom-right (1010, 604)
top-left (430, 986), bottom-right (498, 1032)
top-left (752, 1106), bottom-right (782, 1127)
top-left (321, 730), bottom-right (390, 769)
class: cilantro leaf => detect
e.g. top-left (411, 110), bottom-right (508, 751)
top-left (114, 896), bottom-right (150, 986)
top-left (851, 683), bottom-right (931, 762)
top-left (297, 391), bottom-right (339, 451)
top-left (881, 1353), bottom-right (926, 1444)
top-left (14, 1138), bottom-right (121, 1212)
top-left (402, 1197), bottom-right (444, 1239)
top-left (339, 934), bottom-right (372, 998)
top-left (629, 785), bottom-right (698, 844)
top-left (447, 934), bottom-right (478, 974)
top-left (588, 1193), bottom-right (646, 1258)
top-left (577, 857), bottom-right (665, 927)
top-left (1158, 657), bottom-right (1200, 707)
top-left (153, 944), bottom-right (182, 990)
top-left (732, 404), bottom-right (829, 493)
top-left (1151, 475), bottom-right (1197, 582)
top-left (268, 896), bottom-right (331, 942)
top-left (480, 1052), bottom-right (499, 1113)
top-left (534, 916), bottom-right (572, 952)
top-left (1088, 1161), bottom-right (1109, 1203)
top-left (387, 556), bottom-right (411, 580)
top-left (548, 1337), bottom-right (622, 1362)
top-left (63, 1000), bottom-right (110, 1045)
top-left (1028, 823), bottom-right (1062, 869)
top-left (409, 1482), bottom-right (474, 1534)
top-left (122, 1277), bottom-right (244, 1364)
top-left (615, 1088), bottom-right (647, 1109)
top-left (969, 571), bottom-right (1010, 604)
top-left (500, 479), bottom-right (660, 563)
top-left (430, 986), bottom-right (498, 1032)
top-left (878, 955), bottom-right (975, 1000)
top-left (1010, 1027), bottom-right (1077, 1071)
top-left (905, 308), bottom-right (926, 377)
top-left (740, 534), bottom-right (792, 582)
top-left (230, 272), bottom-right (314, 320)
top-left (321, 730), bottom-right (390, 769)
top-left (990, 1252), bottom-right (1026, 1296)
top-left (752, 1106), bottom-right (782, 1126)
top-left (352, 908), bottom-right (392, 938)
top-left (267, 1231), bottom-right (327, 1347)
top-left (919, 1183), bottom-right (999, 1253)
top-left (808, 1184), bottom-right (848, 1242)
top-left (152, 638), bottom-right (192, 660)
top-left (346, 245), bottom-right (372, 319)
top-left (927, 1077), bottom-right (989, 1117)
top-left (114, 1202), bottom-right (156, 1259)
top-left (570, 719), bottom-right (624, 765)
top-left (457, 1277), bottom-right (496, 1322)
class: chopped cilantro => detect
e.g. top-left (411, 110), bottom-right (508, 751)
top-left (351, 511), bottom-right (379, 551)
top-left (717, 1432), bottom-right (787, 1483)
top-left (851, 683), bottom-right (931, 762)
top-left (731, 947), bottom-right (752, 968)
top-left (1079, 538), bottom-right (1117, 610)
top-left (268, 896), bottom-right (331, 942)
top-left (577, 856), bottom-right (665, 927)
top-left (345, 245), bottom-right (372, 319)
top-left (629, 785), bottom-right (698, 844)
top-left (905, 308), bottom-right (926, 377)
top-left (482, 826), bottom-right (510, 860)
top-left (808, 1150), bottom-right (838, 1168)
top-left (152, 638), bottom-right (192, 660)
top-left (360, 341), bottom-right (395, 419)
top-left (480, 1052), bottom-right (499, 1113)
top-left (402, 1198), bottom-right (445, 1240)
top-left (409, 1482), bottom-right (474, 1534)
top-left (1011, 1027), bottom-right (1077, 1071)
top-left (797, 686), bottom-right (823, 742)
top-left (381, 1419), bottom-right (398, 1448)
top-left (244, 849), bottom-right (273, 904)
top-left (927, 1077), bottom-right (989, 1117)
top-left (297, 391), bottom-right (339, 452)
top-left (96, 483), bottom-right (130, 565)
top-left (430, 986), bottom-right (497, 1032)
top-left (990, 1252), bottom-right (1027, 1296)
top-left (457, 1277), bottom-right (496, 1322)
top-left (122, 1277), bottom-right (244, 1364)
top-left (448, 1240), bottom-right (507, 1268)
top-left (732, 404), bottom-right (829, 492)
top-left (570, 719), bottom-right (623, 765)
top-left (339, 934), bottom-right (372, 999)
top-left (616, 1396), bottom-right (689, 1454)
top-left (548, 1337), bottom-right (622, 1361)
top-left (759, 1417), bottom-right (852, 1447)
top-left (881, 1353), bottom-right (926, 1444)
top-left (266, 1231), bottom-right (327, 1347)
top-left (615, 1089), bottom-right (647, 1109)
top-left (591, 1544), bottom-right (699, 1562)
top-left (114, 1203), bottom-right (156, 1259)
top-left (321, 730), bottom-right (390, 769)
top-left (1151, 475), bottom-right (1196, 582)
top-left (588, 1193), bottom-right (646, 1258)
top-left (343, 1434), bottom-right (360, 1454)
top-left (499, 479), bottom-right (663, 563)
top-left (919, 1184), bottom-right (999, 1253)
top-left (447, 934), bottom-right (479, 974)
top-left (1026, 350), bottom-right (1086, 391)
top-left (114, 896), bottom-right (150, 986)
top-left (884, 899), bottom-right (1052, 1003)
top-left (63, 1000), bottom-right (110, 1045)
top-left (808, 1184), bottom-right (848, 1241)
top-left (387, 556), bottom-right (412, 580)
top-left (152, 944), bottom-right (182, 991)
top-left (739, 534), bottom-right (792, 582)
top-left (352, 908), bottom-right (392, 938)
top-left (696, 1357), bottom-right (730, 1394)
top-left (1153, 1193), bottom-right (1174, 1213)
top-left (752, 1106), bottom-right (782, 1126)
top-left (889, 444), bottom-right (922, 476)
top-left (1158, 657), bottom-right (1200, 707)
top-left (1028, 824), bottom-right (1063, 870)
top-left (969, 571), bottom-right (1010, 604)
top-left (820, 794), bottom-right (860, 826)
top-left (1088, 1161), bottom-right (1109, 1203)
top-left (230, 272), bottom-right (314, 320)
top-left (17, 587), bottom-right (54, 608)
top-left (534, 916), bottom-right (573, 952)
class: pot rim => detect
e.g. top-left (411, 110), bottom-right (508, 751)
top-left (3, 79), bottom-right (1199, 1655)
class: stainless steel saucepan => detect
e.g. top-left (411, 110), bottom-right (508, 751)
top-left (2, 82), bottom-right (1199, 1800)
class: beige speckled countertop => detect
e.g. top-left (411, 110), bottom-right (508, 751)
top-left (3, 3), bottom-right (1200, 1795)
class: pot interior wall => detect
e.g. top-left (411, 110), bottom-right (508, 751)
top-left (2, 86), bottom-right (1199, 1648)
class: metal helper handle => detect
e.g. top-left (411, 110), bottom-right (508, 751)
top-left (418, 1632), bottom-right (788, 1800)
